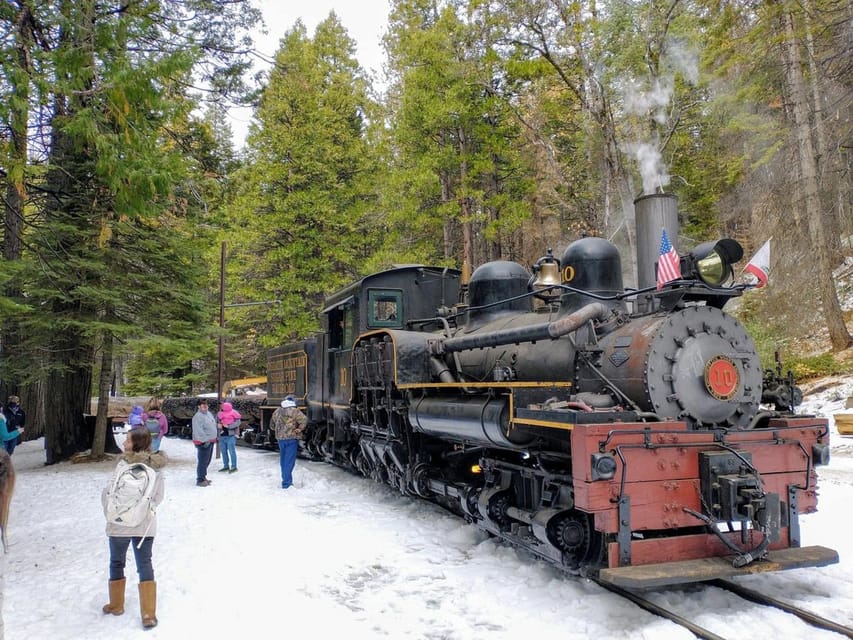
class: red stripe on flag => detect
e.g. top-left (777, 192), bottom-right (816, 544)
top-left (657, 229), bottom-right (681, 290)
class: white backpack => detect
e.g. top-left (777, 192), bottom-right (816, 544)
top-left (104, 460), bottom-right (158, 529)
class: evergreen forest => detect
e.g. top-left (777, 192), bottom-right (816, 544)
top-left (1, 0), bottom-right (851, 462)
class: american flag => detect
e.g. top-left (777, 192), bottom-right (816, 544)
top-left (656, 228), bottom-right (681, 290)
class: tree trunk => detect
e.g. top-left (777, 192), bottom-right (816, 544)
top-left (42, 0), bottom-right (100, 463)
top-left (779, 4), bottom-right (852, 349)
top-left (801, 0), bottom-right (843, 266)
top-left (43, 336), bottom-right (93, 464)
top-left (90, 333), bottom-right (114, 458)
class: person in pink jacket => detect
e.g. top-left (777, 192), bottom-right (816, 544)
top-left (142, 400), bottom-right (169, 453)
top-left (216, 402), bottom-right (241, 473)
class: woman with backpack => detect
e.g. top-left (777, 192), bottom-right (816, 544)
top-left (101, 428), bottom-right (167, 629)
top-left (142, 399), bottom-right (169, 453)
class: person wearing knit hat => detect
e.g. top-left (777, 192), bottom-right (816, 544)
top-left (191, 399), bottom-right (217, 486)
top-left (269, 396), bottom-right (307, 489)
top-left (216, 402), bottom-right (241, 473)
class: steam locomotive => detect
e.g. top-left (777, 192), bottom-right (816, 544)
top-left (255, 194), bottom-right (837, 588)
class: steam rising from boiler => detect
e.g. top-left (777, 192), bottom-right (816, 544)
top-left (627, 141), bottom-right (669, 195)
top-left (622, 39), bottom-right (699, 195)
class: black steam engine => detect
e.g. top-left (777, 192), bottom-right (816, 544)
top-left (258, 194), bottom-right (836, 588)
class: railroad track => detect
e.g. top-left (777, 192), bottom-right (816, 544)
top-left (594, 577), bottom-right (853, 640)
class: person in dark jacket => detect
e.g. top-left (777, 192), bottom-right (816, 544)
top-left (101, 428), bottom-right (166, 629)
top-left (0, 411), bottom-right (22, 457)
top-left (3, 397), bottom-right (24, 455)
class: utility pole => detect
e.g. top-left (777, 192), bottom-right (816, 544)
top-left (216, 241), bottom-right (226, 460)
top-left (214, 241), bottom-right (279, 454)
top-left (217, 241), bottom-right (226, 402)
top-left (216, 240), bottom-right (280, 401)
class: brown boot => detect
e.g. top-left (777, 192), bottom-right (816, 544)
top-left (102, 578), bottom-right (126, 615)
top-left (138, 580), bottom-right (158, 628)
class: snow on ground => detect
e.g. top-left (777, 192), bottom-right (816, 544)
top-left (2, 381), bottom-right (853, 640)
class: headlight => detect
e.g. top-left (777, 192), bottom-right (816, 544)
top-left (591, 453), bottom-right (617, 480)
top-left (682, 239), bottom-right (744, 286)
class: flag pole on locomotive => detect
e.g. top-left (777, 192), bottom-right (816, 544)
top-left (742, 238), bottom-right (771, 288)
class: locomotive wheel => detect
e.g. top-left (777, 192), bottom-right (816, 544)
top-left (462, 486), bottom-right (481, 520)
top-left (549, 511), bottom-right (603, 568)
top-left (488, 493), bottom-right (513, 529)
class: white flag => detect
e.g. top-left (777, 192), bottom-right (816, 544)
top-left (743, 239), bottom-right (771, 288)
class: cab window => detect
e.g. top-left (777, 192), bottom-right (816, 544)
top-left (368, 290), bottom-right (403, 328)
top-left (328, 305), bottom-right (356, 349)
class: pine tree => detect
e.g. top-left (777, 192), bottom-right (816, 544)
top-left (224, 14), bottom-right (380, 349)
top-left (380, 0), bottom-right (534, 270)
top-left (0, 0), bottom-right (261, 461)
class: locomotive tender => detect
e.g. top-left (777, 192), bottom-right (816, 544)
top-left (259, 194), bottom-right (837, 588)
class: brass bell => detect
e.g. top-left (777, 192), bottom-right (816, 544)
top-left (530, 249), bottom-right (562, 293)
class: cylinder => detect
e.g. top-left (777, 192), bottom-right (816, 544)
top-left (634, 193), bottom-right (679, 291)
top-left (409, 395), bottom-right (534, 448)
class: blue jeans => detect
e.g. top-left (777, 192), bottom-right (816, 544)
top-left (109, 536), bottom-right (154, 581)
top-left (150, 436), bottom-right (162, 453)
top-left (278, 439), bottom-right (298, 488)
top-left (3, 437), bottom-right (17, 455)
top-left (195, 442), bottom-right (214, 482)
top-left (220, 435), bottom-right (237, 468)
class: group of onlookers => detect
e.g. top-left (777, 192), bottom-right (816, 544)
top-left (190, 396), bottom-right (306, 489)
top-left (0, 391), bottom-right (310, 631)
top-left (100, 395), bottom-right (308, 629)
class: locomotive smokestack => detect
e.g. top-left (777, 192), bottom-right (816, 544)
top-left (634, 193), bottom-right (679, 291)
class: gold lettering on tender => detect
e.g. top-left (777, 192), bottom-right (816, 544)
top-left (562, 265), bottom-right (575, 282)
top-left (268, 352), bottom-right (308, 397)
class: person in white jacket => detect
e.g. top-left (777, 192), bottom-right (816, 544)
top-left (101, 428), bottom-right (166, 629)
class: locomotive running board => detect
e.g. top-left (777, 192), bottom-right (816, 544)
top-left (597, 545), bottom-right (839, 590)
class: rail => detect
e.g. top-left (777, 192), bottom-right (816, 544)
top-left (593, 577), bottom-right (853, 639)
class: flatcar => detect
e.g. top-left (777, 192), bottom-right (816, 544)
top-left (255, 193), bottom-right (837, 588)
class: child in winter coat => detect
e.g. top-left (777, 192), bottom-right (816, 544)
top-left (216, 402), bottom-right (241, 473)
top-left (127, 405), bottom-right (144, 430)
